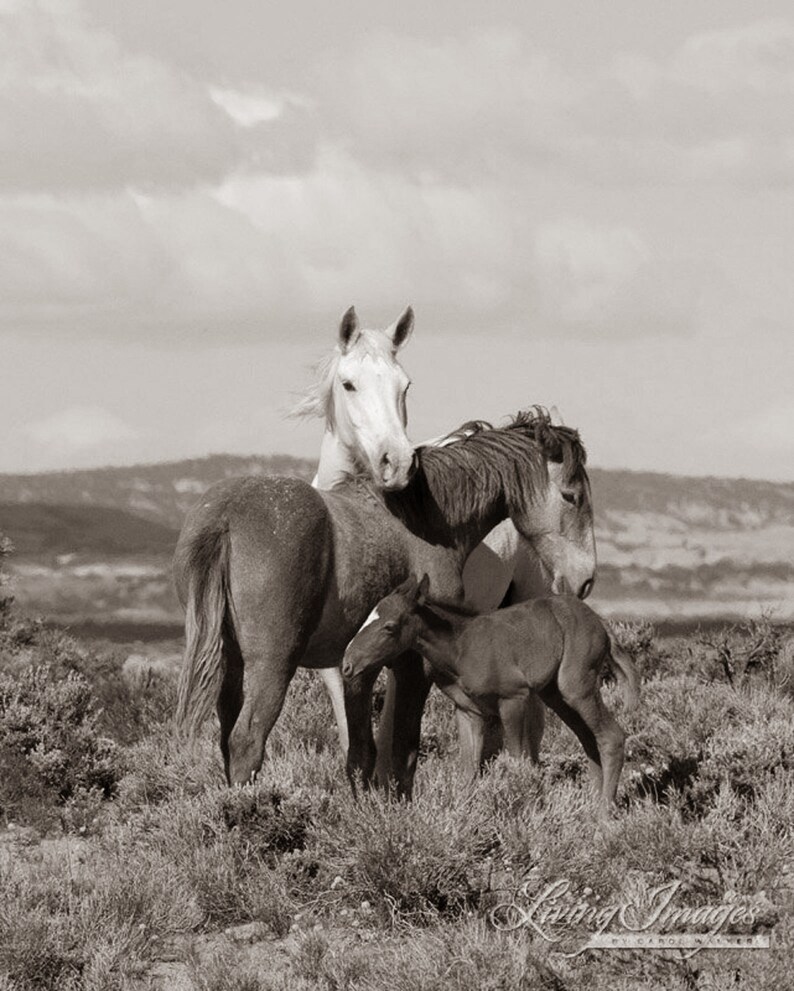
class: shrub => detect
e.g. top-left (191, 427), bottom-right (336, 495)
top-left (315, 774), bottom-right (496, 925)
top-left (0, 665), bottom-right (121, 829)
top-left (698, 615), bottom-right (783, 688)
top-left (0, 533), bottom-right (13, 626)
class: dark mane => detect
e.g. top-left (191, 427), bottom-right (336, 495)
top-left (399, 406), bottom-right (587, 533)
top-left (508, 407), bottom-right (587, 481)
top-left (335, 406), bottom-right (588, 544)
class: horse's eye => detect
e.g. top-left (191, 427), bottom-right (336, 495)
top-left (342, 381), bottom-right (356, 392)
top-left (383, 621), bottom-right (398, 635)
top-left (561, 490), bottom-right (577, 506)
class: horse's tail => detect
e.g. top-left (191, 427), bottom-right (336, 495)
top-left (606, 635), bottom-right (641, 713)
top-left (175, 521), bottom-right (233, 736)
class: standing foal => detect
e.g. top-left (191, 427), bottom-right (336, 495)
top-left (342, 575), bottom-right (639, 811)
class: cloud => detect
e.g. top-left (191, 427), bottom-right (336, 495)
top-left (531, 220), bottom-right (698, 337)
top-left (594, 19), bottom-right (794, 186)
top-left (0, 0), bottom-right (309, 192)
top-left (299, 20), bottom-right (794, 189)
top-left (0, 150), bottom-right (703, 341)
top-left (24, 405), bottom-right (138, 450)
top-left (670, 18), bottom-right (794, 95)
top-left (312, 29), bottom-right (577, 183)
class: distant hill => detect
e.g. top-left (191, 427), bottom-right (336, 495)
top-left (1, 456), bottom-right (793, 533)
top-left (1, 455), bottom-right (792, 623)
top-left (0, 454), bottom-right (315, 531)
top-left (0, 503), bottom-right (178, 559)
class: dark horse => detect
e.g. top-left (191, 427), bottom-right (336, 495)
top-left (343, 575), bottom-right (639, 811)
top-left (174, 409), bottom-right (595, 789)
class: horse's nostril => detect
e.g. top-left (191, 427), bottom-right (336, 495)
top-left (381, 452), bottom-right (392, 467)
top-left (342, 660), bottom-right (352, 678)
top-left (578, 578), bottom-right (594, 600)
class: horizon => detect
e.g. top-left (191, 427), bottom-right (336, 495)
top-left (2, 2), bottom-right (793, 481)
top-left (0, 444), bottom-right (792, 488)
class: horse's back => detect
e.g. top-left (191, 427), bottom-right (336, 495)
top-left (174, 475), bottom-right (331, 607)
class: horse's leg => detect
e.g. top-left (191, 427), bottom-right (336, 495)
top-left (217, 621), bottom-right (244, 782)
top-left (344, 668), bottom-right (381, 794)
top-left (318, 665), bottom-right (349, 755)
top-left (226, 627), bottom-right (305, 785)
top-left (538, 683), bottom-right (603, 798)
top-left (522, 694), bottom-right (545, 764)
top-left (456, 709), bottom-right (486, 779)
top-left (385, 651), bottom-right (433, 799)
top-left (556, 652), bottom-right (626, 810)
top-left (510, 540), bottom-right (553, 761)
top-left (573, 694), bottom-right (625, 810)
top-left (498, 696), bottom-right (533, 758)
top-left (374, 670), bottom-right (397, 788)
top-left (478, 715), bottom-right (504, 766)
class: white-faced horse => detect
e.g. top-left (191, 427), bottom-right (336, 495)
top-left (292, 305), bottom-right (416, 747)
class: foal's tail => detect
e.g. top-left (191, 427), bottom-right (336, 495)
top-left (175, 522), bottom-right (234, 736)
top-left (605, 636), bottom-right (641, 713)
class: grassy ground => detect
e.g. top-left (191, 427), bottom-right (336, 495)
top-left (0, 609), bottom-right (792, 991)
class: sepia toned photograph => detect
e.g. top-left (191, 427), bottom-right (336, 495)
top-left (0, 1), bottom-right (791, 988)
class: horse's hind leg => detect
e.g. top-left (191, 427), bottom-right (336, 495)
top-left (569, 691), bottom-right (625, 809)
top-left (538, 683), bottom-right (604, 798)
top-left (226, 629), bottom-right (305, 785)
top-left (218, 620), bottom-right (244, 782)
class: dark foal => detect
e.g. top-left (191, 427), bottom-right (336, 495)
top-left (342, 575), bottom-right (640, 810)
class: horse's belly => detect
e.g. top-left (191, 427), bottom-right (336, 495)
top-left (301, 544), bottom-right (410, 666)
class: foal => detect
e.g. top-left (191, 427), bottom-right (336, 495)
top-left (342, 575), bottom-right (639, 810)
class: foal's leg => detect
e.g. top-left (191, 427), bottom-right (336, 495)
top-left (562, 692), bottom-right (626, 809)
top-left (456, 710), bottom-right (486, 780)
top-left (557, 652), bottom-right (626, 809)
top-left (521, 694), bottom-right (546, 764)
top-left (498, 696), bottom-right (534, 758)
top-left (478, 715), bottom-right (504, 767)
top-left (538, 683), bottom-right (604, 797)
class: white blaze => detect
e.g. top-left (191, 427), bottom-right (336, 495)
top-left (345, 607), bottom-right (380, 653)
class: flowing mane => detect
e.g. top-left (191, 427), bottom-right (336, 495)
top-left (386, 407), bottom-right (587, 535)
top-left (290, 350), bottom-right (339, 423)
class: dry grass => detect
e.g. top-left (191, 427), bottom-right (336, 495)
top-left (0, 610), bottom-right (792, 990)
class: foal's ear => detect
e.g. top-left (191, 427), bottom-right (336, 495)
top-left (386, 306), bottom-right (414, 351)
top-left (338, 305), bottom-right (360, 353)
top-left (416, 573), bottom-right (430, 604)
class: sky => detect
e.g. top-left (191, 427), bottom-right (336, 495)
top-left (1, 0), bottom-right (792, 479)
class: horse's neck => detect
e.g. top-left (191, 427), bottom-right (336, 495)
top-left (313, 429), bottom-right (356, 490)
top-left (413, 606), bottom-right (466, 682)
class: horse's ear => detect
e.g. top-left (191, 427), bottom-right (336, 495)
top-left (339, 306), bottom-right (360, 353)
top-left (416, 573), bottom-right (430, 605)
top-left (386, 306), bottom-right (414, 351)
top-left (549, 405), bottom-right (566, 427)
